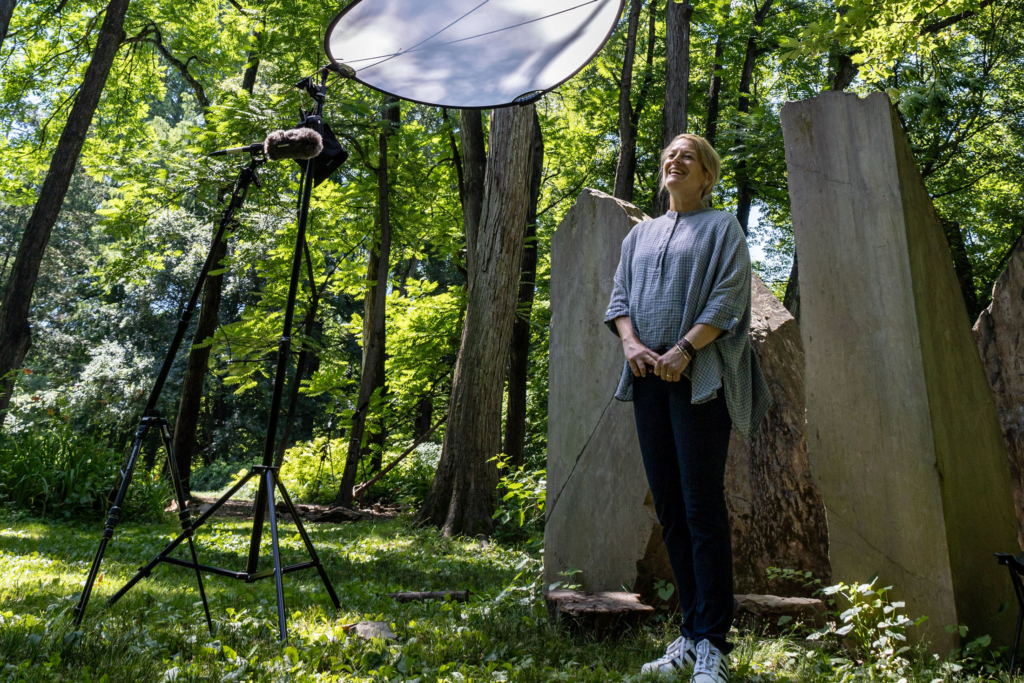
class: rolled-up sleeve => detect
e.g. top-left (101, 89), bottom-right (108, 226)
top-left (695, 220), bottom-right (750, 335)
top-left (604, 231), bottom-right (634, 336)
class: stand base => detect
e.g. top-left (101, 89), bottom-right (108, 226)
top-left (107, 465), bottom-right (341, 641)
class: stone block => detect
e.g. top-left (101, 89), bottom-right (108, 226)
top-left (545, 590), bottom-right (654, 637)
top-left (974, 240), bottom-right (1024, 547)
top-left (546, 188), bottom-right (830, 604)
top-left (781, 91), bottom-right (1019, 651)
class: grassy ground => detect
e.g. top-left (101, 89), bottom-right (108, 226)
top-left (0, 507), bottom-right (1010, 682)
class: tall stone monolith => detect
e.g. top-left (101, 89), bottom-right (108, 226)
top-left (545, 188), bottom-right (829, 603)
top-left (781, 91), bottom-right (1019, 652)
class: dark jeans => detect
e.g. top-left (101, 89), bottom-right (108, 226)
top-left (632, 372), bottom-right (734, 654)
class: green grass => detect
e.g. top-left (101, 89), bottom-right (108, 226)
top-left (0, 508), bottom-right (1011, 682)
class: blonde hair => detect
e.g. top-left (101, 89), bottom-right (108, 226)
top-left (658, 134), bottom-right (721, 207)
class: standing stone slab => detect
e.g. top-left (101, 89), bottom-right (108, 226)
top-left (545, 189), bottom-right (652, 593)
top-left (728, 276), bottom-right (830, 594)
top-left (974, 240), bottom-right (1024, 548)
top-left (782, 91), bottom-right (1018, 651)
top-left (546, 188), bottom-right (830, 602)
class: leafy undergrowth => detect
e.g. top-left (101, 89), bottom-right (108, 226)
top-left (0, 510), bottom-right (1012, 682)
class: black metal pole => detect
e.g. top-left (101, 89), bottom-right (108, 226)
top-left (247, 82), bottom-right (324, 574)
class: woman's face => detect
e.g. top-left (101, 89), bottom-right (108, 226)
top-left (663, 138), bottom-right (709, 200)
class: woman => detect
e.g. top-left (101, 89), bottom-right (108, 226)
top-left (605, 134), bottom-right (771, 682)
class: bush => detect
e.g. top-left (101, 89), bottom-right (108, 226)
top-left (491, 457), bottom-right (545, 542)
top-left (0, 427), bottom-right (168, 521)
top-left (274, 437), bottom-right (441, 506)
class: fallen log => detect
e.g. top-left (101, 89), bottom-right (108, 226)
top-left (387, 590), bottom-right (470, 603)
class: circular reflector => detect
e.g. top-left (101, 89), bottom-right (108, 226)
top-left (325, 0), bottom-right (624, 109)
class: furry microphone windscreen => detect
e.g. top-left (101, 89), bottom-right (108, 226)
top-left (264, 127), bottom-right (324, 161)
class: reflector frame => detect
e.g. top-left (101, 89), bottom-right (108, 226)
top-left (324, 0), bottom-right (625, 109)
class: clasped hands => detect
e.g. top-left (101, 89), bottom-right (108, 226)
top-left (622, 337), bottom-right (688, 381)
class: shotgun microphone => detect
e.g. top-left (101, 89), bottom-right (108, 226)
top-left (209, 127), bottom-right (324, 160)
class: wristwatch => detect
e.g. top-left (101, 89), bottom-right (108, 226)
top-left (675, 337), bottom-right (697, 362)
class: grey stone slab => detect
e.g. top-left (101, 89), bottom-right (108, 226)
top-left (545, 188), bottom-right (651, 591)
top-left (782, 91), bottom-right (1018, 651)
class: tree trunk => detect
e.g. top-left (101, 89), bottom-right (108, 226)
top-left (612, 0), bottom-right (644, 202)
top-left (416, 104), bottom-right (536, 537)
top-left (459, 109), bottom-right (487, 254)
top-left (171, 235), bottom-right (227, 497)
top-left (241, 35), bottom-right (261, 94)
top-left (0, 0), bottom-right (15, 55)
top-left (503, 109), bottom-right (544, 467)
top-left (336, 97), bottom-right (399, 507)
top-left (734, 0), bottom-right (773, 234)
top-left (273, 283), bottom-right (321, 469)
top-left (653, 0), bottom-right (694, 216)
top-left (414, 397), bottom-right (433, 439)
top-left (705, 35), bottom-right (725, 149)
top-left (171, 46), bottom-right (259, 495)
top-left (0, 0), bottom-right (129, 428)
top-left (366, 346), bottom-right (387, 473)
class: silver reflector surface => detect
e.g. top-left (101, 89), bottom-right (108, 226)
top-left (325, 0), bottom-right (624, 108)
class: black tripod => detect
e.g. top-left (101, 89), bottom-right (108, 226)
top-left (74, 73), bottom-right (341, 641)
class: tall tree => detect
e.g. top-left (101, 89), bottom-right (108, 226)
top-left (417, 103), bottom-right (536, 537)
top-left (336, 96), bottom-right (400, 507)
top-left (735, 0), bottom-right (773, 234)
top-left (705, 35), bottom-right (725, 149)
top-left (0, 0), bottom-right (15, 55)
top-left (613, 0), bottom-right (644, 201)
top-left (0, 0), bottom-right (130, 428)
top-left (654, 0), bottom-right (694, 215)
top-left (503, 109), bottom-right (544, 467)
top-left (171, 41), bottom-right (260, 501)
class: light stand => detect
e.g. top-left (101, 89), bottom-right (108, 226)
top-left (74, 72), bottom-right (341, 642)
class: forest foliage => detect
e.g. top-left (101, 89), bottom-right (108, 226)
top-left (0, 0), bottom-right (1022, 515)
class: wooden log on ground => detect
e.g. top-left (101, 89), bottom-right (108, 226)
top-left (544, 590), bottom-right (654, 638)
top-left (387, 590), bottom-right (470, 603)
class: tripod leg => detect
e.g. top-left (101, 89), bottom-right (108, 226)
top-left (158, 421), bottom-right (213, 634)
top-left (74, 422), bottom-right (149, 626)
top-left (108, 470), bottom-right (259, 606)
top-left (246, 476), bottom-right (269, 574)
top-left (265, 469), bottom-right (288, 641)
top-left (275, 478), bottom-right (341, 609)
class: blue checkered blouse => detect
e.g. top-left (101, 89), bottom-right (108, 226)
top-left (604, 207), bottom-right (771, 440)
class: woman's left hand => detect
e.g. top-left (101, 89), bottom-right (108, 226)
top-left (654, 346), bottom-right (689, 382)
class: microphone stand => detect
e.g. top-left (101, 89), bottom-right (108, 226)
top-left (74, 146), bottom-right (266, 631)
top-left (74, 72), bottom-right (341, 643)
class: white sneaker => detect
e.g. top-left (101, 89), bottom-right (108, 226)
top-left (690, 639), bottom-right (728, 683)
top-left (640, 635), bottom-right (696, 676)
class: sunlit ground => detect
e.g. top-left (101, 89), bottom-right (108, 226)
top-left (0, 508), bottom-right (1013, 682)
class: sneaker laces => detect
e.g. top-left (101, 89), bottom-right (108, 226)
top-left (695, 640), bottom-right (721, 675)
top-left (651, 636), bottom-right (686, 666)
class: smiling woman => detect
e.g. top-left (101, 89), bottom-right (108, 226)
top-left (604, 133), bottom-right (771, 683)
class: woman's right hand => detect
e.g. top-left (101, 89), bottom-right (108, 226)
top-left (614, 316), bottom-right (659, 377)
